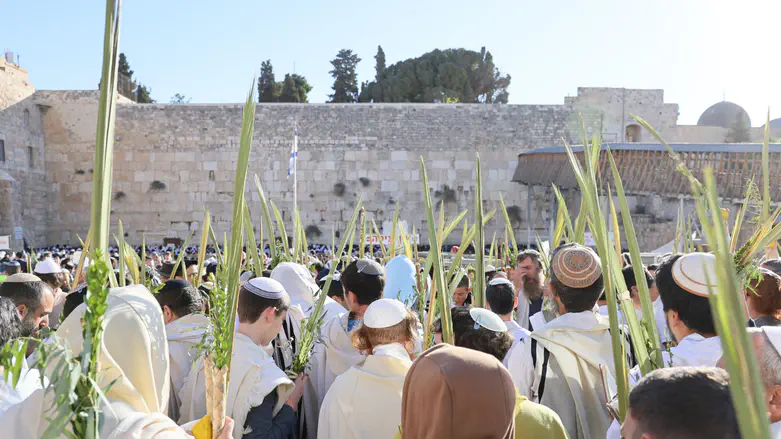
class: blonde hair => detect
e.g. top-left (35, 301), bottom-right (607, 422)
top-left (352, 309), bottom-right (419, 355)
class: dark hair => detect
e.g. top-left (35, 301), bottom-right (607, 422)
top-left (622, 265), bottom-right (654, 298)
top-left (5, 265), bottom-right (20, 275)
top-left (516, 250), bottom-right (543, 271)
top-left (433, 307), bottom-right (513, 362)
top-left (647, 263), bottom-right (659, 272)
top-left (486, 282), bottom-right (516, 315)
top-left (549, 244), bottom-right (604, 313)
top-left (655, 254), bottom-right (716, 334)
top-left (747, 269), bottom-right (781, 319)
top-left (61, 287), bottom-right (86, 322)
top-left (629, 367), bottom-right (739, 439)
top-left (761, 259), bottom-right (781, 277)
top-left (456, 274), bottom-right (471, 290)
top-left (237, 285), bottom-right (290, 323)
top-left (340, 260), bottom-right (385, 306)
top-left (319, 277), bottom-right (344, 300)
top-left (37, 272), bottom-right (60, 289)
top-left (155, 280), bottom-right (203, 318)
top-left (0, 297), bottom-right (21, 347)
top-left (0, 279), bottom-right (52, 314)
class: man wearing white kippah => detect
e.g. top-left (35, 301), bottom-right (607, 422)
top-left (317, 298), bottom-right (418, 439)
top-left (179, 277), bottom-right (306, 439)
top-left (606, 253), bottom-right (723, 439)
top-left (507, 243), bottom-right (620, 439)
top-left (486, 277), bottom-right (530, 366)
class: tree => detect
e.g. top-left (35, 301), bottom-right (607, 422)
top-left (328, 49), bottom-right (361, 103)
top-left (136, 84), bottom-right (155, 103)
top-left (169, 93), bottom-right (191, 104)
top-left (279, 74), bottom-right (313, 103)
top-left (725, 113), bottom-right (751, 143)
top-left (115, 53), bottom-right (155, 102)
top-left (358, 47), bottom-right (511, 104)
top-left (258, 60), bottom-right (279, 103)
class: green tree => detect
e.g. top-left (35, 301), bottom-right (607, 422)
top-left (360, 47), bottom-right (510, 104)
top-left (328, 49), bottom-right (361, 103)
top-left (258, 60), bottom-right (279, 102)
top-left (169, 93), bottom-right (191, 104)
top-left (725, 113), bottom-right (751, 143)
top-left (278, 74), bottom-right (312, 103)
top-left (374, 45), bottom-right (386, 82)
top-left (117, 53), bottom-right (136, 100)
top-left (136, 84), bottom-right (155, 103)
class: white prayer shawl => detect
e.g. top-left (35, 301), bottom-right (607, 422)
top-left (303, 312), bottom-right (365, 439)
top-left (605, 333), bottom-right (724, 439)
top-left (0, 285), bottom-right (194, 439)
top-left (503, 320), bottom-right (530, 367)
top-left (166, 313), bottom-right (208, 420)
top-left (514, 285), bottom-right (532, 330)
top-left (508, 311), bottom-right (616, 439)
top-left (317, 343), bottom-right (412, 439)
top-left (0, 361), bottom-right (43, 414)
top-left (652, 296), bottom-right (670, 344)
top-left (178, 332), bottom-right (295, 439)
top-left (773, 421), bottom-right (781, 438)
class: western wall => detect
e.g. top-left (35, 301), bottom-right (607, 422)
top-left (2, 57), bottom-right (779, 251)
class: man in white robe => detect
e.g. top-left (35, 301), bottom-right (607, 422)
top-left (0, 296), bottom-right (42, 414)
top-left (179, 278), bottom-right (303, 439)
top-left (485, 277), bottom-right (530, 366)
top-left (304, 258), bottom-right (385, 439)
top-left (507, 243), bottom-right (617, 439)
top-left (153, 279), bottom-right (209, 420)
top-left (606, 252), bottom-right (723, 439)
top-left (317, 298), bottom-right (415, 439)
top-left (508, 250), bottom-right (546, 331)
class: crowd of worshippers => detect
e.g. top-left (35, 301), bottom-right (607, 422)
top-left (1, 243), bottom-right (781, 438)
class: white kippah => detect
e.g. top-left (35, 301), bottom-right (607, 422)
top-left (239, 271), bottom-right (254, 284)
top-left (34, 259), bottom-right (61, 275)
top-left (485, 264), bottom-right (497, 273)
top-left (762, 326), bottom-right (781, 357)
top-left (672, 252), bottom-right (717, 297)
top-left (364, 298), bottom-right (408, 329)
top-left (488, 278), bottom-right (513, 287)
top-left (470, 307), bottom-right (506, 333)
top-left (244, 277), bottom-right (288, 299)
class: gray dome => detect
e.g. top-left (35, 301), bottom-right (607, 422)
top-left (697, 101), bottom-right (751, 128)
top-left (763, 118), bottom-right (781, 129)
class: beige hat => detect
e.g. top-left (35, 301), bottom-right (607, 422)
top-left (5, 273), bottom-right (42, 283)
top-left (551, 244), bottom-right (602, 288)
top-left (672, 252), bottom-right (717, 297)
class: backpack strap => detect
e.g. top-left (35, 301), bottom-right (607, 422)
top-left (530, 338), bottom-right (552, 402)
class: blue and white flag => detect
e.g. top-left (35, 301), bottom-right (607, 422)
top-left (287, 126), bottom-right (298, 178)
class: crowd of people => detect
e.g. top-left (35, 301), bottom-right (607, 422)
top-left (0, 241), bottom-right (781, 438)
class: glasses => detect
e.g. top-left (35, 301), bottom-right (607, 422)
top-left (356, 258), bottom-right (383, 276)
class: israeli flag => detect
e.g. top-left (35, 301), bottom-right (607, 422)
top-left (287, 126), bottom-right (298, 178)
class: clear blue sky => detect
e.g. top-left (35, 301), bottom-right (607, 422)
top-left (1, 0), bottom-right (778, 125)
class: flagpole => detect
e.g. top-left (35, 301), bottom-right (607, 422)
top-left (292, 122), bottom-right (299, 258)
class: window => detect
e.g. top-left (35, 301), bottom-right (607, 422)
top-left (625, 124), bottom-right (642, 143)
top-left (0, 140), bottom-right (5, 162)
top-left (27, 146), bottom-right (34, 168)
top-left (23, 109), bottom-right (30, 128)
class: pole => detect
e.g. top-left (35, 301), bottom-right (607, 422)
top-left (292, 122), bottom-right (299, 255)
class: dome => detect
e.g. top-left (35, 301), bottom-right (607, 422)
top-left (763, 118), bottom-right (781, 129)
top-left (697, 101), bottom-right (751, 128)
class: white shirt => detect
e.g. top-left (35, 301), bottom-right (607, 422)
top-left (503, 320), bottom-right (530, 367)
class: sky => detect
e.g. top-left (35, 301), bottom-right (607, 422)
top-left (1, 0), bottom-right (779, 125)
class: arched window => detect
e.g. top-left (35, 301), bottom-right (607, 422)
top-left (625, 124), bottom-right (641, 142)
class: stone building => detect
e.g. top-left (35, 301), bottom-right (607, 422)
top-left (1, 55), bottom-right (778, 251)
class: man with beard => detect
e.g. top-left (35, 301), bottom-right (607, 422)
top-left (510, 250), bottom-right (545, 331)
top-left (0, 273), bottom-right (54, 340)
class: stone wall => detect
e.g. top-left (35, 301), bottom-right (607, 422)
top-left (41, 98), bottom-right (594, 247)
top-left (0, 59), bottom-right (48, 249)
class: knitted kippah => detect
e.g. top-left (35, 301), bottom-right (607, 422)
top-left (551, 244), bottom-right (602, 288)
